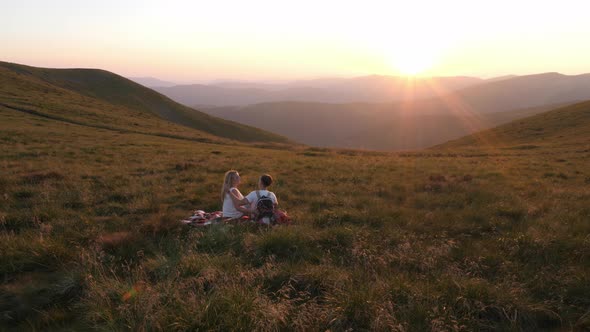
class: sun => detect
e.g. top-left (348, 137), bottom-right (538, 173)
top-left (379, 35), bottom-right (446, 76)
top-left (386, 46), bottom-right (438, 76)
top-left (361, 19), bottom-right (451, 77)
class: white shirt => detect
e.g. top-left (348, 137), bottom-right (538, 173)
top-left (245, 190), bottom-right (278, 210)
top-left (222, 187), bottom-right (243, 218)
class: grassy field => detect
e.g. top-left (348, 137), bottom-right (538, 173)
top-left (1, 94), bottom-right (590, 330)
top-left (0, 100), bottom-right (590, 331)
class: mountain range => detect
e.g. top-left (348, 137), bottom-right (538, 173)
top-left (198, 73), bottom-right (590, 150)
top-left (153, 75), bottom-right (485, 106)
top-left (4, 61), bottom-right (590, 152)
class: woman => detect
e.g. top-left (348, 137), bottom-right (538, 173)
top-left (220, 170), bottom-right (250, 218)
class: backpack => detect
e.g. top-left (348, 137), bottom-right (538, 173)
top-left (255, 190), bottom-right (275, 222)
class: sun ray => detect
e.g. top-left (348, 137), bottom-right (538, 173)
top-left (420, 77), bottom-right (519, 179)
top-left (423, 78), bottom-right (500, 148)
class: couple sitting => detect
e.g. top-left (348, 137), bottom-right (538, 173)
top-left (221, 170), bottom-right (280, 224)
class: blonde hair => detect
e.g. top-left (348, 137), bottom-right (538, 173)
top-left (221, 170), bottom-right (239, 202)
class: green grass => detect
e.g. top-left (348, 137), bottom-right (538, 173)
top-left (437, 100), bottom-right (590, 149)
top-left (1, 87), bottom-right (590, 330)
top-left (0, 61), bottom-right (290, 144)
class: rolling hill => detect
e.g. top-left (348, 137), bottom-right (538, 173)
top-left (437, 100), bottom-right (590, 149)
top-left (200, 72), bottom-right (590, 150)
top-left (0, 61), bottom-right (289, 144)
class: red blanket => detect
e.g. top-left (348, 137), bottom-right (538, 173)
top-left (181, 210), bottom-right (249, 226)
top-left (181, 209), bottom-right (291, 226)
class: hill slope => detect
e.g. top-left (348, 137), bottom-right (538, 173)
top-left (438, 100), bottom-right (590, 149)
top-left (0, 61), bottom-right (289, 144)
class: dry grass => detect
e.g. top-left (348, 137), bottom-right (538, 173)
top-left (1, 104), bottom-right (589, 331)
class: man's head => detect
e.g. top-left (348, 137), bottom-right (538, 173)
top-left (259, 174), bottom-right (273, 188)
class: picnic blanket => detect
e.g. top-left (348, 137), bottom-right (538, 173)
top-left (181, 209), bottom-right (292, 227)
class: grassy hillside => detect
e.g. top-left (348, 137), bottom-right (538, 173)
top-left (438, 100), bottom-right (590, 149)
top-left (1, 95), bottom-right (589, 330)
top-left (0, 61), bottom-right (289, 144)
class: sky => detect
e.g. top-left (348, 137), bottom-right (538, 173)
top-left (2, 0), bottom-right (590, 82)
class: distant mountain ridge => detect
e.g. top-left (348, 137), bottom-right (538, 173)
top-left (448, 72), bottom-right (590, 113)
top-left (155, 75), bottom-right (485, 106)
top-left (199, 71), bottom-right (590, 150)
top-left (128, 76), bottom-right (178, 87)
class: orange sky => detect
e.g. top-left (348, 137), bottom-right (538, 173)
top-left (2, 0), bottom-right (590, 82)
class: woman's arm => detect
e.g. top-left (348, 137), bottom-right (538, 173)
top-left (229, 188), bottom-right (249, 207)
top-left (236, 205), bottom-right (252, 214)
top-left (229, 188), bottom-right (252, 214)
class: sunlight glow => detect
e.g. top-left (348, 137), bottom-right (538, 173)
top-left (387, 48), bottom-right (438, 76)
top-left (1, 0), bottom-right (590, 80)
